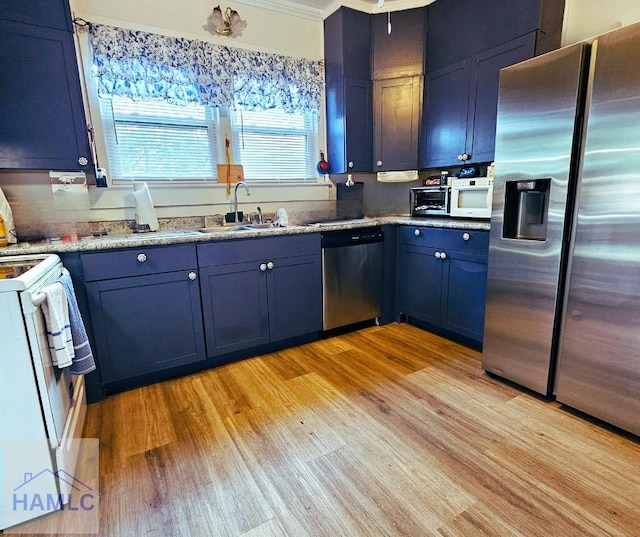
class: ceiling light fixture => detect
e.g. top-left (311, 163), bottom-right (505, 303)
top-left (204, 5), bottom-right (247, 38)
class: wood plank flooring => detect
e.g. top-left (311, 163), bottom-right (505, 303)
top-left (69, 324), bottom-right (640, 535)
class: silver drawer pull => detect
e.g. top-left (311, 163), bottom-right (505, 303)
top-left (440, 252), bottom-right (447, 260)
top-left (267, 261), bottom-right (274, 270)
top-left (414, 229), bottom-right (421, 237)
top-left (188, 271), bottom-right (197, 281)
top-left (462, 232), bottom-right (470, 241)
top-left (435, 251), bottom-right (441, 259)
top-left (137, 253), bottom-right (147, 263)
top-left (259, 263), bottom-right (267, 272)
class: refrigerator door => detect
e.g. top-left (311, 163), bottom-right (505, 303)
top-left (482, 43), bottom-right (589, 395)
top-left (556, 24), bottom-right (640, 436)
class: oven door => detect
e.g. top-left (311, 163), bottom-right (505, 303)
top-left (21, 274), bottom-right (87, 497)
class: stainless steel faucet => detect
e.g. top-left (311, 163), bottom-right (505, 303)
top-left (234, 181), bottom-right (250, 222)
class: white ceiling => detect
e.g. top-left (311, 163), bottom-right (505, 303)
top-left (240, 0), bottom-right (431, 20)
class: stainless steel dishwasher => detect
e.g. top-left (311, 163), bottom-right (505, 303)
top-left (321, 226), bottom-right (384, 330)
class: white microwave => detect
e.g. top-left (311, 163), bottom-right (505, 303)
top-left (450, 177), bottom-right (493, 219)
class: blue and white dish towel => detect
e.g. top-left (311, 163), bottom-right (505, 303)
top-left (41, 273), bottom-right (96, 375)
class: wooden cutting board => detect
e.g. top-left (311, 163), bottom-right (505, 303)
top-left (217, 164), bottom-right (245, 184)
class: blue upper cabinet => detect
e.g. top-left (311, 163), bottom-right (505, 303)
top-left (371, 7), bottom-right (426, 171)
top-left (324, 7), bottom-right (373, 174)
top-left (0, 0), bottom-right (72, 31)
top-left (371, 7), bottom-right (426, 80)
top-left (421, 0), bottom-right (565, 168)
top-left (0, 0), bottom-right (92, 171)
top-left (324, 6), bottom-right (371, 81)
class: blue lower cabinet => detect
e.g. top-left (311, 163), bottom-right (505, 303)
top-left (397, 227), bottom-right (489, 345)
top-left (199, 261), bottom-right (271, 356)
top-left (198, 235), bottom-right (322, 358)
top-left (267, 254), bottom-right (322, 342)
top-left (86, 270), bottom-right (206, 383)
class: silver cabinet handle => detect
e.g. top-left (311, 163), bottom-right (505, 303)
top-left (348, 161), bottom-right (354, 168)
top-left (414, 229), bottom-right (421, 237)
top-left (435, 251), bottom-right (441, 259)
top-left (376, 160), bottom-right (383, 167)
top-left (188, 271), bottom-right (197, 281)
top-left (457, 153), bottom-right (470, 161)
top-left (137, 253), bottom-right (147, 263)
top-left (259, 263), bottom-right (267, 272)
top-left (267, 261), bottom-right (274, 270)
top-left (462, 232), bottom-right (470, 241)
top-left (440, 252), bottom-right (447, 260)
top-left (78, 156), bottom-right (89, 166)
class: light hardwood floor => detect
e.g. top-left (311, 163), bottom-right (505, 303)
top-left (80, 324), bottom-right (640, 535)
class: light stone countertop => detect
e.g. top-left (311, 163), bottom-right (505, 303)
top-left (0, 216), bottom-right (490, 257)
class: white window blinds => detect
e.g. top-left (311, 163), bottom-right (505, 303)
top-left (99, 96), bottom-right (219, 181)
top-left (230, 109), bottom-right (318, 183)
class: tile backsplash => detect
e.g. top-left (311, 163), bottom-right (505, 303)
top-left (0, 168), bottom-right (423, 240)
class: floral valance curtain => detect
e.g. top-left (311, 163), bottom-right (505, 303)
top-left (88, 24), bottom-right (325, 114)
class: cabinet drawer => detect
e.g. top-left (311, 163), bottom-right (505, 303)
top-left (82, 244), bottom-right (198, 281)
top-left (198, 234), bottom-right (321, 267)
top-left (399, 226), bottom-right (489, 254)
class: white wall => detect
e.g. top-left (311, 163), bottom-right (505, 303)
top-left (562, 0), bottom-right (640, 45)
top-left (72, 0), bottom-right (323, 59)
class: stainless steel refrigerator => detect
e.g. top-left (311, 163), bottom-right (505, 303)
top-left (483, 22), bottom-right (640, 437)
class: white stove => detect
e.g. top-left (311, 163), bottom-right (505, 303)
top-left (0, 254), bottom-right (87, 530)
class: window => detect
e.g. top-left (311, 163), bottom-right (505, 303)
top-left (230, 108), bottom-right (319, 183)
top-left (98, 97), bottom-right (320, 184)
top-left (99, 96), bottom-right (220, 182)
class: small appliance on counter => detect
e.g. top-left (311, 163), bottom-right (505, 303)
top-left (449, 177), bottom-right (493, 219)
top-left (410, 185), bottom-right (449, 216)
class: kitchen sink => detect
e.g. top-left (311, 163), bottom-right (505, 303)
top-left (198, 223), bottom-right (275, 233)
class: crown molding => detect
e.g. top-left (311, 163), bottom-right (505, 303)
top-left (237, 0), bottom-right (324, 21)
top-left (238, 0), bottom-right (433, 21)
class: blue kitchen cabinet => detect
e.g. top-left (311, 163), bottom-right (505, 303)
top-left (371, 7), bottom-right (425, 172)
top-left (324, 7), bottom-right (372, 173)
top-left (426, 0), bottom-right (564, 72)
top-left (397, 226), bottom-right (489, 346)
top-left (326, 77), bottom-right (373, 174)
top-left (373, 75), bottom-right (423, 172)
top-left (371, 7), bottom-right (426, 80)
top-left (0, 0), bottom-right (92, 171)
top-left (82, 245), bottom-right (206, 385)
top-left (420, 60), bottom-right (471, 169)
top-left (421, 33), bottom-right (541, 168)
top-left (421, 0), bottom-right (564, 168)
top-left (198, 234), bottom-right (322, 358)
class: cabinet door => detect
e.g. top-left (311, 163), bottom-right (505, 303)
top-left (199, 261), bottom-right (270, 357)
top-left (324, 7), bottom-right (371, 81)
top-left (373, 76), bottom-right (422, 171)
top-left (87, 271), bottom-right (205, 383)
top-left (0, 0), bottom-right (72, 30)
top-left (420, 61), bottom-right (471, 169)
top-left (397, 244), bottom-right (443, 325)
top-left (467, 33), bottom-right (537, 164)
top-left (0, 20), bottom-right (92, 170)
top-left (267, 254), bottom-right (322, 342)
top-left (372, 8), bottom-right (426, 79)
top-left (426, 0), bottom-right (478, 72)
top-left (326, 78), bottom-right (372, 173)
top-left (441, 251), bottom-right (488, 342)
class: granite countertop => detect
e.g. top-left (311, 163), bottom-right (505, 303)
top-left (0, 216), bottom-right (491, 257)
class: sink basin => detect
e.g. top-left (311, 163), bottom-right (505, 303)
top-left (198, 223), bottom-right (275, 233)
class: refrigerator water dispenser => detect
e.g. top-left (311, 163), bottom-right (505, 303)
top-left (503, 178), bottom-right (551, 240)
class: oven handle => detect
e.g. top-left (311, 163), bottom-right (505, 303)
top-left (30, 267), bottom-right (70, 307)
